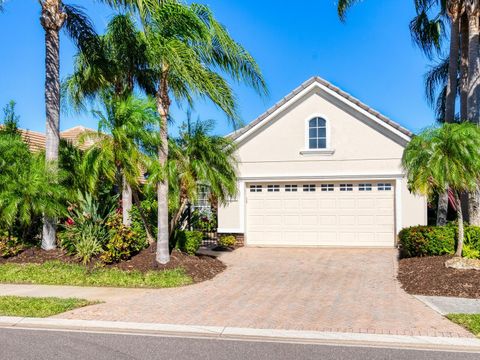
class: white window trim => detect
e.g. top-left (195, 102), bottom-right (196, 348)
top-left (301, 114), bottom-right (335, 155)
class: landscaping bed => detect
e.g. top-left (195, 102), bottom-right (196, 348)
top-left (0, 244), bottom-right (225, 286)
top-left (398, 255), bottom-right (480, 299)
top-left (0, 296), bottom-right (94, 317)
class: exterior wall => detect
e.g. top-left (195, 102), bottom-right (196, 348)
top-left (401, 179), bottom-right (428, 228)
top-left (218, 199), bottom-right (241, 231)
top-left (218, 85), bottom-right (428, 237)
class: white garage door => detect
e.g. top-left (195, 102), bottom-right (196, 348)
top-left (246, 181), bottom-right (395, 247)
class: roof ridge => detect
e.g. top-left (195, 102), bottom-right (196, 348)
top-left (230, 76), bottom-right (413, 141)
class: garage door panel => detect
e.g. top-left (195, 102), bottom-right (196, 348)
top-left (246, 181), bottom-right (395, 247)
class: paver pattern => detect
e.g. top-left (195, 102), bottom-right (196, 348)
top-left (1, 248), bottom-right (471, 337)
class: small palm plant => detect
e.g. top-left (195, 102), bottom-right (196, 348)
top-left (165, 116), bottom-right (238, 235)
top-left (402, 123), bottom-right (480, 257)
top-left (80, 95), bottom-right (160, 226)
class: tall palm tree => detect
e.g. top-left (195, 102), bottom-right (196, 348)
top-left (80, 95), bottom-right (160, 227)
top-left (402, 123), bottom-right (480, 257)
top-left (167, 116), bottom-right (237, 234)
top-left (141, 1), bottom-right (266, 264)
top-left (39, 1), bottom-right (99, 250)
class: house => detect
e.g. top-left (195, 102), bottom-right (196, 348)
top-left (217, 77), bottom-right (427, 247)
top-left (13, 125), bottom-right (96, 152)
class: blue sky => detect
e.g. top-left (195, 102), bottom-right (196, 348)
top-left (0, 1), bottom-right (440, 136)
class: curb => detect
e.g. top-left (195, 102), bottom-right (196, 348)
top-left (1, 317), bottom-right (480, 351)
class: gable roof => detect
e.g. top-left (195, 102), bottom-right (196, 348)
top-left (230, 76), bottom-right (413, 142)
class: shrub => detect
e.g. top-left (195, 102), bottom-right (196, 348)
top-left (399, 223), bottom-right (480, 258)
top-left (0, 233), bottom-right (25, 258)
top-left (462, 244), bottom-right (480, 259)
top-left (100, 213), bottom-right (148, 264)
top-left (399, 225), bottom-right (456, 257)
top-left (174, 230), bottom-right (202, 255)
top-left (218, 235), bottom-right (236, 248)
top-left (74, 234), bottom-right (103, 265)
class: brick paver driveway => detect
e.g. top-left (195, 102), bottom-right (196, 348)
top-left (58, 248), bottom-right (470, 337)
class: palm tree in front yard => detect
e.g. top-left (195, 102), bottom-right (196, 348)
top-left (143, 1), bottom-right (267, 264)
top-left (166, 116), bottom-right (238, 235)
top-left (39, 1), bottom-right (98, 250)
top-left (402, 123), bottom-right (480, 257)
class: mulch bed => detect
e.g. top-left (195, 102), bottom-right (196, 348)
top-left (398, 255), bottom-right (480, 299)
top-left (111, 244), bottom-right (226, 283)
top-left (0, 245), bottom-right (226, 284)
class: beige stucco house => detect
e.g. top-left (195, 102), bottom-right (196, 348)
top-left (217, 77), bottom-right (427, 247)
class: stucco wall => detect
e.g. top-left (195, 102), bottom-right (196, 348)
top-left (217, 85), bottom-right (427, 234)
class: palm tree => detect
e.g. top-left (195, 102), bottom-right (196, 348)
top-left (39, 1), bottom-right (99, 250)
top-left (402, 123), bottom-right (480, 257)
top-left (64, 13), bottom-right (155, 225)
top-left (140, 1), bottom-right (267, 264)
top-left (80, 95), bottom-right (160, 228)
top-left (167, 116), bottom-right (237, 234)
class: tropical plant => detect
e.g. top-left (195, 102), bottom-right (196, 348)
top-left (80, 95), bottom-right (160, 226)
top-left (135, 0), bottom-right (266, 264)
top-left (166, 116), bottom-right (237, 235)
top-left (0, 101), bottom-right (20, 136)
top-left (402, 123), bottom-right (480, 257)
top-left (0, 133), bottom-right (66, 243)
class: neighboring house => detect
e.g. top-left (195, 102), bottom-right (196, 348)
top-left (217, 77), bottom-right (427, 247)
top-left (12, 125), bottom-right (95, 152)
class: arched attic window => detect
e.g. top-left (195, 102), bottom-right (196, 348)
top-left (308, 117), bottom-right (327, 149)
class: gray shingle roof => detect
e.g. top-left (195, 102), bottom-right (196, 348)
top-left (230, 76), bottom-right (413, 141)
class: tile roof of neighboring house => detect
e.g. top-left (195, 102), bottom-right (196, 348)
top-left (0, 125), bottom-right (97, 152)
top-left (229, 76), bottom-right (413, 141)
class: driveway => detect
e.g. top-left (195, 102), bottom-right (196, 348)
top-left (50, 248), bottom-right (470, 337)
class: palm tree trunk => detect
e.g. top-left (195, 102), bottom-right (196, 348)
top-left (122, 175), bottom-right (132, 226)
top-left (454, 191), bottom-right (465, 257)
top-left (466, 1), bottom-right (480, 225)
top-left (40, 1), bottom-right (66, 250)
top-left (466, 1), bottom-right (480, 123)
top-left (155, 73), bottom-right (171, 264)
top-left (445, 2), bottom-right (461, 122)
top-left (132, 191), bottom-right (154, 244)
top-left (169, 197), bottom-right (188, 236)
top-left (437, 192), bottom-right (449, 225)
top-left (460, 11), bottom-right (469, 121)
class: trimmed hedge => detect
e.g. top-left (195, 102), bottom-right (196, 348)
top-left (174, 230), bottom-right (203, 255)
top-left (399, 224), bottom-right (480, 258)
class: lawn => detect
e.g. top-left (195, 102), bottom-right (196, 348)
top-left (447, 314), bottom-right (480, 337)
top-left (0, 296), bottom-right (94, 317)
top-left (0, 261), bottom-right (192, 288)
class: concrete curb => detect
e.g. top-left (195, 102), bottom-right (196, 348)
top-left (1, 317), bottom-right (480, 351)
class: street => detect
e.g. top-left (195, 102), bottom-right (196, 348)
top-left (0, 328), bottom-right (478, 360)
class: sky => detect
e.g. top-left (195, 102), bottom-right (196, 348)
top-left (0, 1), bottom-right (442, 136)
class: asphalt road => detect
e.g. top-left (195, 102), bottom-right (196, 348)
top-left (0, 328), bottom-right (478, 360)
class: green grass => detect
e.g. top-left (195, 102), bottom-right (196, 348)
top-left (0, 261), bottom-right (193, 288)
top-left (0, 296), bottom-right (94, 317)
top-left (447, 314), bottom-right (480, 337)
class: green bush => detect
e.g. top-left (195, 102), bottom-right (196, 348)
top-left (174, 230), bottom-right (202, 255)
top-left (0, 233), bottom-right (25, 258)
top-left (399, 223), bottom-right (480, 258)
top-left (100, 213), bottom-right (148, 264)
top-left (218, 235), bottom-right (236, 248)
